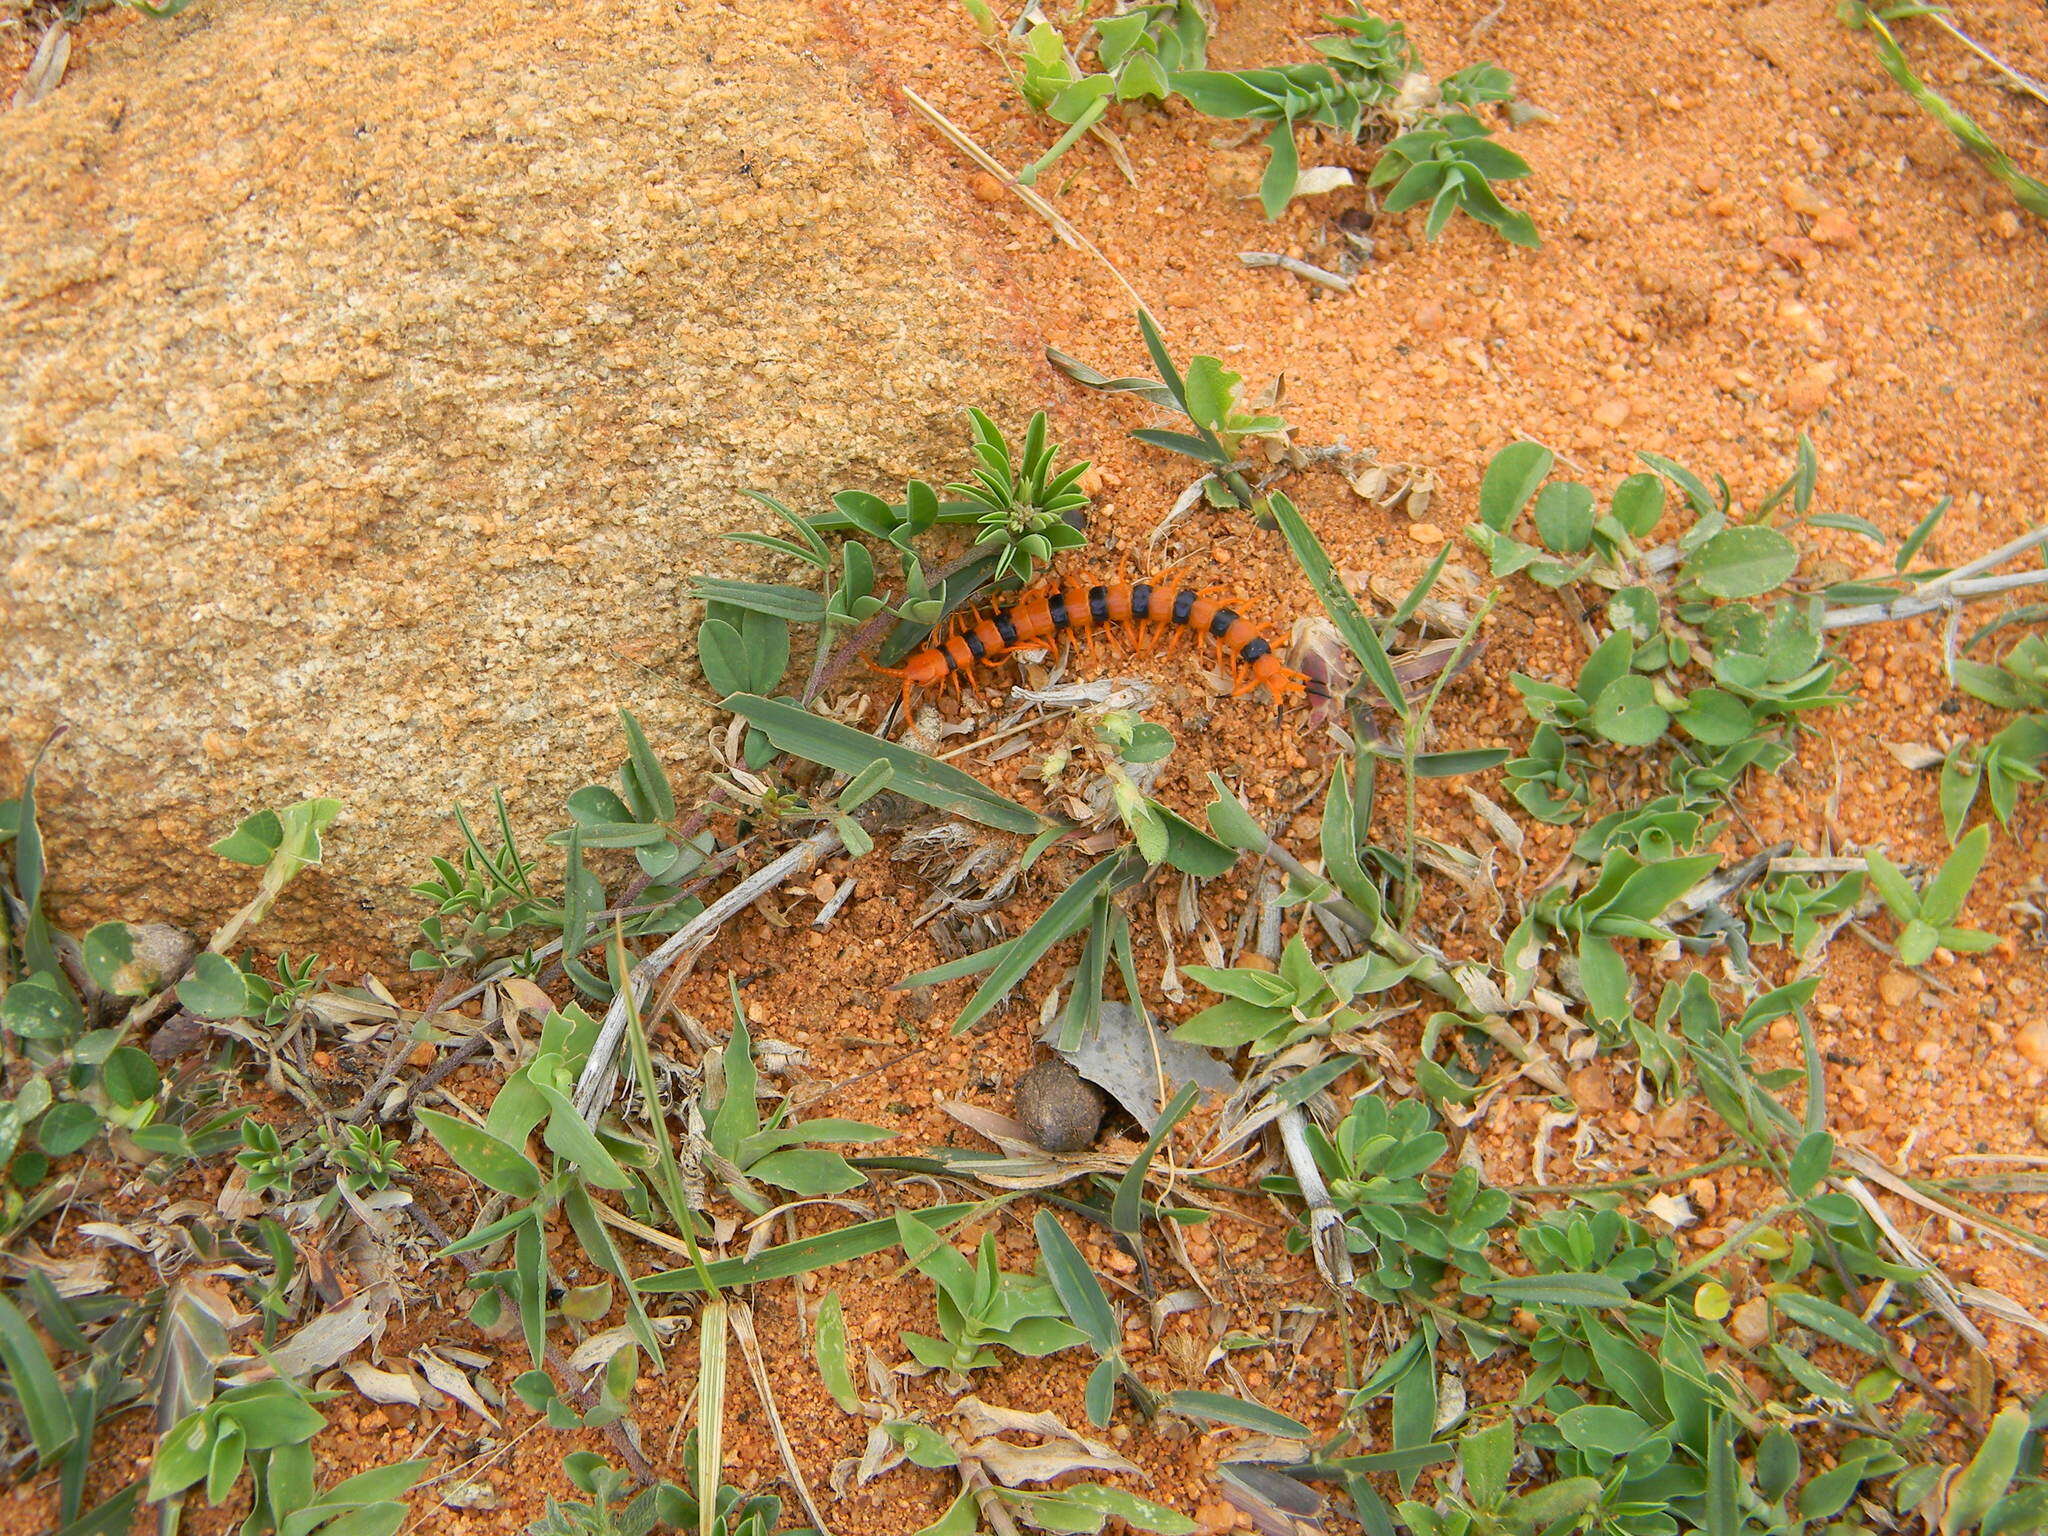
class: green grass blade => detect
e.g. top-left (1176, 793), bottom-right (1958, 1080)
top-left (638, 1204), bottom-right (981, 1293)
top-left (1034, 1211), bottom-right (1118, 1356)
top-left (1111, 1081), bottom-right (1199, 1239)
top-left (1267, 492), bottom-right (1406, 715)
top-left (725, 694), bottom-right (1050, 834)
top-left (949, 851), bottom-right (1145, 1034)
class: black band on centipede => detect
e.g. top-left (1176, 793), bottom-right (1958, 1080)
top-left (1048, 593), bottom-right (1070, 630)
top-left (1130, 584), bottom-right (1153, 619)
top-left (1239, 636), bottom-right (1272, 664)
top-left (1209, 608), bottom-right (1240, 639)
top-left (1087, 586), bottom-right (1109, 624)
top-left (994, 612), bottom-right (1019, 647)
top-left (963, 631), bottom-right (987, 661)
top-left (1171, 589), bottom-right (1196, 625)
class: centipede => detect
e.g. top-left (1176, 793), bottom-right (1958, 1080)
top-left (874, 578), bottom-right (1310, 705)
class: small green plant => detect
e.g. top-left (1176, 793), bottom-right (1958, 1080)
top-left (236, 1120), bottom-right (305, 1200)
top-left (1864, 823), bottom-right (2000, 967)
top-left (1050, 314), bottom-right (1286, 510)
top-left (1281, 1093), bottom-right (1508, 1301)
top-left (701, 982), bottom-right (891, 1216)
top-left (1744, 868), bottom-right (1866, 960)
top-left (147, 1377), bottom-right (426, 1536)
top-left (526, 1449), bottom-right (810, 1536)
top-left (895, 1211), bottom-right (1089, 1378)
top-left (328, 1123), bottom-right (404, 1192)
top-left (1001, 1), bottom-right (1536, 240)
top-left (1368, 109), bottom-right (1536, 246)
top-left (1510, 836), bottom-right (1720, 1031)
top-left (1177, 931), bottom-right (1411, 1054)
top-left (950, 409), bottom-right (1091, 584)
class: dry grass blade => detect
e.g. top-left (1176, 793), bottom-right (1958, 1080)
top-left (730, 1302), bottom-right (836, 1536)
top-left (12, 20), bottom-right (70, 109)
top-left (1839, 1176), bottom-right (1990, 1352)
top-left (697, 1295), bottom-right (729, 1536)
top-left (1839, 1146), bottom-right (2048, 1262)
top-left (899, 86), bottom-right (1155, 320)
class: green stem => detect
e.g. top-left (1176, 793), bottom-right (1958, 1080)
top-left (1017, 98), bottom-right (1110, 186)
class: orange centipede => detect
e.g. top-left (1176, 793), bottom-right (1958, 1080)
top-left (874, 579), bottom-right (1310, 705)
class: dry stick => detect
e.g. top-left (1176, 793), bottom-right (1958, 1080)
top-left (574, 825), bottom-right (843, 1121)
top-left (1238, 251), bottom-right (1354, 293)
top-left (1822, 567), bottom-right (2048, 630)
top-left (405, 1204), bottom-right (655, 1481)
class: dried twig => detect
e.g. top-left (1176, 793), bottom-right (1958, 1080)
top-left (574, 826), bottom-right (843, 1120)
top-left (1238, 251), bottom-right (1354, 293)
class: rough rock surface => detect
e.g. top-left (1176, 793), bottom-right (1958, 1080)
top-left (1, 0), bottom-right (1037, 954)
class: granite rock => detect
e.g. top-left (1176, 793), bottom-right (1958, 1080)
top-left (1, 0), bottom-right (1038, 956)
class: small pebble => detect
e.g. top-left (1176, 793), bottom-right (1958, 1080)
top-left (1877, 971), bottom-right (1917, 1010)
top-left (2014, 1020), bottom-right (2048, 1069)
top-left (969, 172), bottom-right (1005, 204)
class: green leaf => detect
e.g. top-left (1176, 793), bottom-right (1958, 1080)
top-left (538, 1087), bottom-right (633, 1190)
top-left (1788, 1130), bottom-right (1834, 1198)
top-left (1034, 1211), bottom-right (1118, 1356)
top-left (725, 694), bottom-right (1049, 834)
top-left (1577, 933), bottom-right (1634, 1026)
top-left (1460, 1420), bottom-right (1514, 1509)
top-left (1035, 1485), bottom-right (1200, 1535)
top-left (910, 1491), bottom-right (981, 1536)
top-left (1259, 118), bottom-right (1301, 219)
top-left (1204, 774), bottom-right (1271, 852)
top-left (1112, 1082), bottom-right (1199, 1238)
top-left (38, 1101), bottom-right (99, 1157)
top-left (1684, 525), bottom-right (1801, 598)
top-left (748, 1147), bottom-right (866, 1196)
top-left (1863, 847), bottom-right (1920, 921)
top-left (1478, 441), bottom-right (1552, 531)
top-left (1588, 675), bottom-right (1671, 747)
top-left (416, 1109), bottom-right (543, 1198)
top-left (1410, 748), bottom-right (1510, 777)
top-left (1533, 482), bottom-right (1595, 554)
top-left (1163, 1389), bottom-right (1310, 1439)
top-left (0, 1294), bottom-right (74, 1463)
top-left (618, 711), bottom-right (677, 823)
top-left (1899, 917), bottom-right (1940, 968)
top-left (814, 1291), bottom-right (861, 1414)
top-left (641, 1204), bottom-right (978, 1293)
top-left (1268, 491), bottom-right (1406, 714)
top-left (1465, 1273), bottom-right (1631, 1308)
top-left (1609, 473), bottom-right (1666, 539)
top-left (1, 971), bottom-right (84, 1040)
top-left (176, 953), bottom-right (255, 1020)
top-left (688, 578), bottom-right (829, 623)
top-left (80, 923), bottom-right (147, 998)
top-left (1772, 1291), bottom-right (1888, 1357)
top-left (1944, 1407), bottom-right (2031, 1536)
top-left (886, 1418), bottom-right (960, 1469)
top-left (1922, 823), bottom-right (1990, 927)
top-left (1557, 1404), bottom-right (1652, 1457)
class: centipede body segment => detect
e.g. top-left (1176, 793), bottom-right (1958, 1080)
top-left (874, 579), bottom-right (1309, 705)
